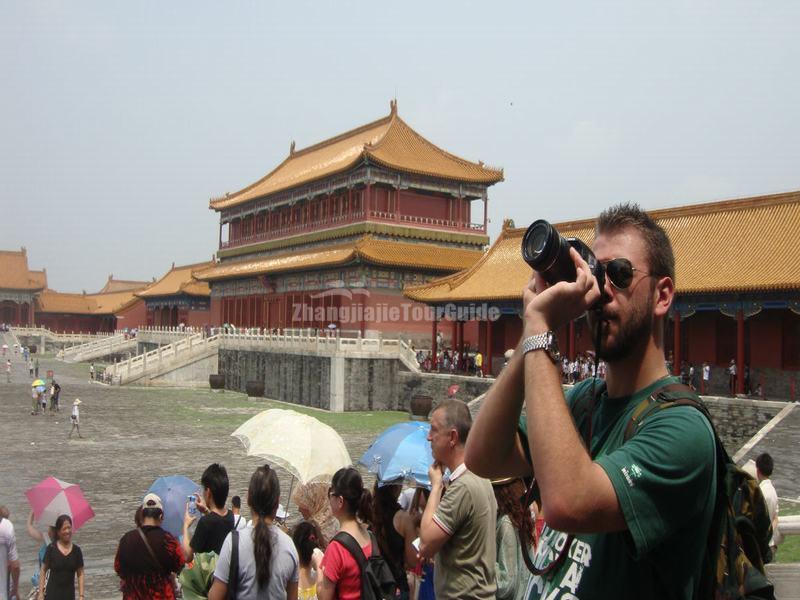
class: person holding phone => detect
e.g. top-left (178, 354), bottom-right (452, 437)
top-left (182, 464), bottom-right (235, 562)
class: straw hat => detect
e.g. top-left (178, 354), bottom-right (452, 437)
top-left (73, 398), bottom-right (82, 405)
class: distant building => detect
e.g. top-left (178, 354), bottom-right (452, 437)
top-left (137, 262), bottom-right (213, 328)
top-left (196, 101), bottom-right (503, 339)
top-left (0, 248), bottom-right (46, 325)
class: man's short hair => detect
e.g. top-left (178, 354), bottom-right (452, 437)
top-left (231, 495), bottom-right (241, 509)
top-left (756, 453), bottom-right (774, 478)
top-left (596, 203), bottom-right (675, 282)
top-left (431, 399), bottom-right (472, 445)
top-left (201, 463), bottom-right (229, 508)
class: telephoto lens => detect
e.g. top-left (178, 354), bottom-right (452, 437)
top-left (521, 220), bottom-right (579, 285)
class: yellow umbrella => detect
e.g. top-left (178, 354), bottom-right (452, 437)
top-left (231, 409), bottom-right (351, 484)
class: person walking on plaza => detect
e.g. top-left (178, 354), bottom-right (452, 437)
top-left (702, 361), bottom-right (710, 394)
top-left (182, 463), bottom-right (235, 562)
top-left (728, 358), bottom-right (737, 396)
top-left (39, 514), bottom-right (84, 600)
top-left (5, 359), bottom-right (10, 383)
top-left (419, 399), bottom-right (497, 600)
top-left (475, 350), bottom-right (484, 377)
top-left (34, 357), bottom-right (39, 378)
top-left (756, 453), bottom-right (783, 557)
top-left (69, 399), bottom-right (82, 438)
top-left (88, 363), bottom-right (94, 382)
top-left (466, 204), bottom-right (717, 599)
top-left (115, 493), bottom-right (185, 600)
top-left (29, 359), bottom-right (34, 378)
top-left (0, 509), bottom-right (21, 600)
top-left (32, 386), bottom-right (41, 416)
top-left (50, 380), bottom-right (61, 412)
top-left (208, 465), bottom-right (300, 600)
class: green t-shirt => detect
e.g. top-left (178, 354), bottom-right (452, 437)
top-left (520, 376), bottom-right (716, 600)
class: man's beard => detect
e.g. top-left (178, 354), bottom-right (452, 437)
top-left (589, 293), bottom-right (654, 362)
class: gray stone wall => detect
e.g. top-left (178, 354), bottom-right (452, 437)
top-left (137, 341), bottom-right (160, 354)
top-left (343, 358), bottom-right (402, 411)
top-left (696, 366), bottom-right (798, 401)
top-left (397, 372), bottom-right (494, 412)
top-left (702, 396), bottom-right (783, 454)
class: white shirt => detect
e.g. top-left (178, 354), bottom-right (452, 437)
top-left (703, 365), bottom-right (710, 381)
top-left (0, 518), bottom-right (19, 600)
top-left (759, 478), bottom-right (780, 547)
top-left (71, 405), bottom-right (80, 422)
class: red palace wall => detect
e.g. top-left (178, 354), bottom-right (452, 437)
top-left (117, 299), bottom-right (148, 330)
top-left (36, 313), bottom-right (107, 333)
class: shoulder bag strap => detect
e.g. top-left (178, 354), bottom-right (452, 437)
top-left (137, 528), bottom-right (164, 572)
top-left (333, 532), bottom-right (368, 572)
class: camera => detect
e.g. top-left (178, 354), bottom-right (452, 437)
top-left (521, 219), bottom-right (605, 289)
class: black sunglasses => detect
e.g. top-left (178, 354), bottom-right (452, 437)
top-left (602, 258), bottom-right (655, 290)
top-left (327, 487), bottom-right (340, 499)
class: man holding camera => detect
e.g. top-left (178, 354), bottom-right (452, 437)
top-left (466, 204), bottom-right (716, 599)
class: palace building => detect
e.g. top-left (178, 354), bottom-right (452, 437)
top-left (0, 248), bottom-right (47, 326)
top-left (196, 101), bottom-right (503, 337)
top-left (137, 261), bottom-right (213, 328)
top-left (405, 191), bottom-right (800, 397)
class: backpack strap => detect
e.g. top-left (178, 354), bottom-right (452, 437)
top-left (333, 531), bottom-right (369, 573)
top-left (623, 382), bottom-right (710, 442)
top-left (228, 529), bottom-right (239, 598)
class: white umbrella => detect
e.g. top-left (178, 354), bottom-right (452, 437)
top-left (232, 408), bottom-right (351, 485)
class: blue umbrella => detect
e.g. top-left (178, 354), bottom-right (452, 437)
top-left (147, 475), bottom-right (199, 538)
top-left (359, 422), bottom-right (433, 489)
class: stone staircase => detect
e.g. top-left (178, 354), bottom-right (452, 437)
top-left (58, 333), bottom-right (137, 363)
top-left (107, 333), bottom-right (219, 385)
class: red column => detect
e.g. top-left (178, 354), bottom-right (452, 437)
top-left (451, 319), bottom-right (457, 354)
top-left (483, 197), bottom-right (488, 232)
top-left (395, 187), bottom-right (401, 222)
top-left (673, 314), bottom-right (681, 376)
top-left (431, 319), bottom-right (438, 370)
top-left (366, 183), bottom-right (372, 217)
top-left (485, 318), bottom-right (493, 376)
top-left (736, 309), bottom-right (745, 395)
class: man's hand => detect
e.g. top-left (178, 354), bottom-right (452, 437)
top-left (428, 461), bottom-right (445, 489)
top-left (194, 493), bottom-right (209, 515)
top-left (183, 503), bottom-right (197, 528)
top-left (522, 247), bottom-right (602, 337)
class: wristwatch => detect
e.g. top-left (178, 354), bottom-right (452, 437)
top-left (521, 331), bottom-right (561, 363)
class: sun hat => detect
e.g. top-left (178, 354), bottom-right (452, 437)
top-left (73, 399), bottom-right (82, 405)
top-left (142, 493), bottom-right (164, 511)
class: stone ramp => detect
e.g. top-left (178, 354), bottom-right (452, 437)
top-left (766, 564), bottom-right (800, 599)
top-left (58, 333), bottom-right (136, 363)
top-left (735, 402), bottom-right (799, 498)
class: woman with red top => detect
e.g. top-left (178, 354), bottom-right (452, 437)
top-left (317, 468), bottom-right (374, 600)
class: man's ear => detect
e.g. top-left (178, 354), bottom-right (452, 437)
top-left (653, 276), bottom-right (674, 318)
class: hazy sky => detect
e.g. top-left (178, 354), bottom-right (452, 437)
top-left (2, 1), bottom-right (798, 292)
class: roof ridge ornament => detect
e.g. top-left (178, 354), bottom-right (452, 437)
top-left (290, 140), bottom-right (296, 155)
top-left (502, 218), bottom-right (515, 230)
top-left (389, 98), bottom-right (397, 117)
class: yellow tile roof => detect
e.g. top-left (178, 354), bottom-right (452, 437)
top-left (195, 236), bottom-right (483, 281)
top-left (98, 276), bottom-right (152, 294)
top-left (37, 290), bottom-right (97, 314)
top-left (137, 262), bottom-right (213, 298)
top-left (404, 191), bottom-right (800, 302)
top-left (0, 249), bottom-right (47, 291)
top-left (210, 102), bottom-right (503, 210)
top-left (37, 289), bottom-right (142, 315)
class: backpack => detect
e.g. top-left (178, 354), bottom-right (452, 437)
top-left (333, 531), bottom-right (398, 600)
top-left (618, 382), bottom-right (775, 600)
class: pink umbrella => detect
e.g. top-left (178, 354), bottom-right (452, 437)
top-left (25, 477), bottom-right (95, 530)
